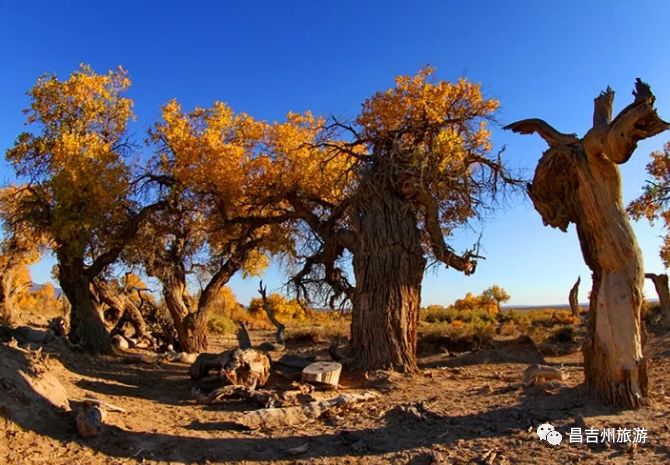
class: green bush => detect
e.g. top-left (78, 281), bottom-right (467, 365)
top-left (207, 312), bottom-right (238, 335)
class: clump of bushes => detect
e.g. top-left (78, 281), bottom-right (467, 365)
top-left (418, 286), bottom-right (585, 353)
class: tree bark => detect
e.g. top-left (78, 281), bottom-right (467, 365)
top-left (0, 270), bottom-right (14, 325)
top-left (506, 80), bottom-right (668, 409)
top-left (58, 259), bottom-right (111, 354)
top-left (174, 313), bottom-right (208, 353)
top-left (162, 277), bottom-right (208, 353)
top-left (93, 279), bottom-right (148, 339)
top-left (644, 273), bottom-right (670, 328)
top-left (350, 184), bottom-right (426, 372)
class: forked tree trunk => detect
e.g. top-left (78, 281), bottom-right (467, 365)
top-left (644, 273), bottom-right (670, 328)
top-left (350, 184), bottom-right (426, 372)
top-left (58, 260), bottom-right (111, 354)
top-left (506, 80), bottom-right (668, 408)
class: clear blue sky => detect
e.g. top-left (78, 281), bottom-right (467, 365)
top-left (2, 1), bottom-right (670, 306)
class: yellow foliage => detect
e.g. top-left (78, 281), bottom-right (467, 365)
top-left (5, 64), bottom-right (135, 256)
top-left (248, 293), bottom-right (306, 321)
top-left (629, 141), bottom-right (670, 266)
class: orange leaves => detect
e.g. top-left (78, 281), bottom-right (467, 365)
top-left (264, 111), bottom-right (355, 205)
top-left (629, 142), bottom-right (670, 266)
top-left (356, 67), bottom-right (497, 145)
top-left (151, 99), bottom-right (266, 211)
top-left (5, 65), bottom-right (135, 256)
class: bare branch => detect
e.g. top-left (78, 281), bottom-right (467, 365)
top-left (503, 118), bottom-right (578, 147)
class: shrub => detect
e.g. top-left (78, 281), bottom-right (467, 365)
top-left (551, 324), bottom-right (577, 343)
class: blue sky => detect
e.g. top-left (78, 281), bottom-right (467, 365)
top-left (2, 1), bottom-right (670, 306)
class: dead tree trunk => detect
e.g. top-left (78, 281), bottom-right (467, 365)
top-left (644, 273), bottom-right (670, 328)
top-left (257, 281), bottom-right (286, 348)
top-left (569, 276), bottom-right (581, 317)
top-left (505, 79), bottom-right (668, 408)
top-left (350, 184), bottom-right (426, 372)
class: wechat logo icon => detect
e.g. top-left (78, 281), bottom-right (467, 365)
top-left (536, 423), bottom-right (562, 446)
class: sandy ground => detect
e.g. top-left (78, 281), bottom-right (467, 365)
top-left (1, 328), bottom-right (669, 465)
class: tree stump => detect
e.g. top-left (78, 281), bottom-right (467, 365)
top-left (301, 361), bottom-right (342, 387)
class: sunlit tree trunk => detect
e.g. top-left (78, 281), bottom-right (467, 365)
top-left (162, 277), bottom-right (209, 353)
top-left (0, 273), bottom-right (12, 325)
top-left (506, 80), bottom-right (668, 408)
top-left (350, 183), bottom-right (426, 372)
top-left (645, 273), bottom-right (670, 328)
top-left (93, 279), bottom-right (148, 339)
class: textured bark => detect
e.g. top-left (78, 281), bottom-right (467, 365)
top-left (350, 183), bottom-right (426, 372)
top-left (506, 80), bottom-right (668, 408)
top-left (58, 259), bottom-right (111, 354)
top-left (645, 273), bottom-right (670, 328)
top-left (0, 270), bottom-right (13, 324)
top-left (162, 276), bottom-right (208, 353)
top-left (145, 228), bottom-right (261, 354)
top-left (569, 276), bottom-right (581, 317)
top-left (94, 279), bottom-right (148, 339)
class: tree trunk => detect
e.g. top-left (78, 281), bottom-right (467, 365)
top-left (58, 261), bottom-right (111, 354)
top-left (162, 280), bottom-right (208, 353)
top-left (0, 271), bottom-right (12, 325)
top-left (644, 273), bottom-right (670, 328)
top-left (350, 185), bottom-right (426, 372)
top-left (173, 313), bottom-right (208, 353)
top-left (530, 144), bottom-right (648, 408)
top-left (569, 276), bottom-right (581, 317)
top-left (93, 279), bottom-right (148, 339)
top-left (507, 80), bottom-right (668, 408)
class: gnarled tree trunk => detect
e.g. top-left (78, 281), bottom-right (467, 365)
top-left (644, 273), bottom-right (670, 328)
top-left (162, 276), bottom-right (208, 353)
top-left (506, 79), bottom-right (668, 408)
top-left (93, 279), bottom-right (148, 339)
top-left (350, 183), bottom-right (426, 372)
top-left (58, 259), bottom-right (111, 354)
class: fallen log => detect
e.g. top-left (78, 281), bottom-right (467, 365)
top-left (190, 348), bottom-right (271, 389)
top-left (232, 391), bottom-right (379, 430)
top-left (522, 364), bottom-right (567, 386)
